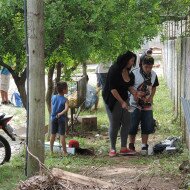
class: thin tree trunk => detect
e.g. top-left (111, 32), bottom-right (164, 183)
top-left (11, 75), bottom-right (27, 109)
top-left (53, 62), bottom-right (62, 94)
top-left (45, 65), bottom-right (55, 141)
top-left (56, 62), bottom-right (62, 82)
top-left (27, 0), bottom-right (45, 177)
top-left (82, 62), bottom-right (87, 77)
top-left (46, 65), bottom-right (55, 114)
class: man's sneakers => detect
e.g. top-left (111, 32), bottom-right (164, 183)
top-left (109, 149), bottom-right (117, 157)
top-left (129, 143), bottom-right (136, 151)
top-left (141, 144), bottom-right (149, 155)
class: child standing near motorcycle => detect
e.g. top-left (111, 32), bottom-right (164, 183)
top-left (50, 82), bottom-right (69, 156)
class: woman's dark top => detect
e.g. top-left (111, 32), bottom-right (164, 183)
top-left (102, 64), bottom-right (134, 111)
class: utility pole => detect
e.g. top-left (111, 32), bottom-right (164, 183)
top-left (26, 0), bottom-right (45, 177)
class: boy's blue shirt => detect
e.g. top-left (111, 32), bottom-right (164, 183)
top-left (51, 94), bottom-right (67, 121)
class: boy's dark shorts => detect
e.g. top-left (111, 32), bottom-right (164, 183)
top-left (129, 108), bottom-right (154, 135)
top-left (51, 118), bottom-right (66, 135)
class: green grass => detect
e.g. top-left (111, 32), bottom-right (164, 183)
top-left (0, 153), bottom-right (26, 190)
top-left (0, 77), bottom-right (189, 189)
top-left (154, 77), bottom-right (182, 137)
top-left (45, 152), bottom-right (118, 173)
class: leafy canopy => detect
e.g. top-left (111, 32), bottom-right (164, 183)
top-left (1, 0), bottom-right (189, 74)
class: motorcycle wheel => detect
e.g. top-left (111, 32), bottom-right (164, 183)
top-left (0, 134), bottom-right (11, 165)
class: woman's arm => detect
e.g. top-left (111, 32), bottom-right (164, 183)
top-left (111, 89), bottom-right (128, 109)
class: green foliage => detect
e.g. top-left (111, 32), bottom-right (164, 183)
top-left (0, 0), bottom-right (189, 73)
top-left (0, 1), bottom-right (25, 73)
top-left (159, 0), bottom-right (190, 21)
top-left (0, 0), bottom-right (164, 73)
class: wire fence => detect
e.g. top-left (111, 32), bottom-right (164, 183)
top-left (162, 13), bottom-right (190, 148)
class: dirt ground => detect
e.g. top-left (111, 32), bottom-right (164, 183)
top-left (82, 163), bottom-right (183, 190)
top-left (73, 132), bottom-right (186, 190)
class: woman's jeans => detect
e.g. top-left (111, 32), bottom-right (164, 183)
top-left (105, 101), bottom-right (131, 150)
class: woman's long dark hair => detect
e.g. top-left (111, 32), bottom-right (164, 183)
top-left (114, 51), bottom-right (137, 71)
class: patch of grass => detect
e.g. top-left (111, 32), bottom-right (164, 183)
top-left (0, 153), bottom-right (26, 190)
top-left (127, 150), bottom-right (189, 175)
top-left (154, 77), bottom-right (182, 137)
top-left (45, 153), bottom-right (118, 173)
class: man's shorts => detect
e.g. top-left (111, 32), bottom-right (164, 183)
top-left (96, 73), bottom-right (107, 89)
top-left (51, 118), bottom-right (66, 135)
top-left (129, 108), bottom-right (154, 135)
top-left (0, 74), bottom-right (10, 92)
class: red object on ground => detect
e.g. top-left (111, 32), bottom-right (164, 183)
top-left (119, 148), bottom-right (136, 155)
top-left (68, 139), bottom-right (80, 148)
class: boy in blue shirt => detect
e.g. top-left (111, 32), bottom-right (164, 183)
top-left (50, 82), bottom-right (69, 156)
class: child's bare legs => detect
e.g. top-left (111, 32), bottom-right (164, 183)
top-left (1, 90), bottom-right (7, 102)
top-left (50, 134), bottom-right (56, 154)
top-left (60, 135), bottom-right (67, 155)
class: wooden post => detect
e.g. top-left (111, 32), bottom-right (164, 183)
top-left (27, 0), bottom-right (45, 177)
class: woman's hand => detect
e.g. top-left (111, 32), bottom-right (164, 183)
top-left (146, 96), bottom-right (153, 103)
top-left (121, 101), bottom-right (128, 110)
top-left (133, 91), bottom-right (145, 101)
top-left (136, 91), bottom-right (145, 98)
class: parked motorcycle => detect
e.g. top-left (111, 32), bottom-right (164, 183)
top-left (0, 113), bottom-right (16, 165)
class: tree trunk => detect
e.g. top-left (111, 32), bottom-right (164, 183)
top-left (56, 62), bottom-right (62, 82)
top-left (46, 65), bottom-right (55, 114)
top-left (82, 62), bottom-right (87, 77)
top-left (27, 0), bottom-right (45, 177)
top-left (53, 62), bottom-right (62, 94)
top-left (11, 71), bottom-right (27, 109)
top-left (45, 65), bottom-right (55, 141)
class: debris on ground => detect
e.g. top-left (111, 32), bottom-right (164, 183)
top-left (16, 168), bottom-right (115, 190)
